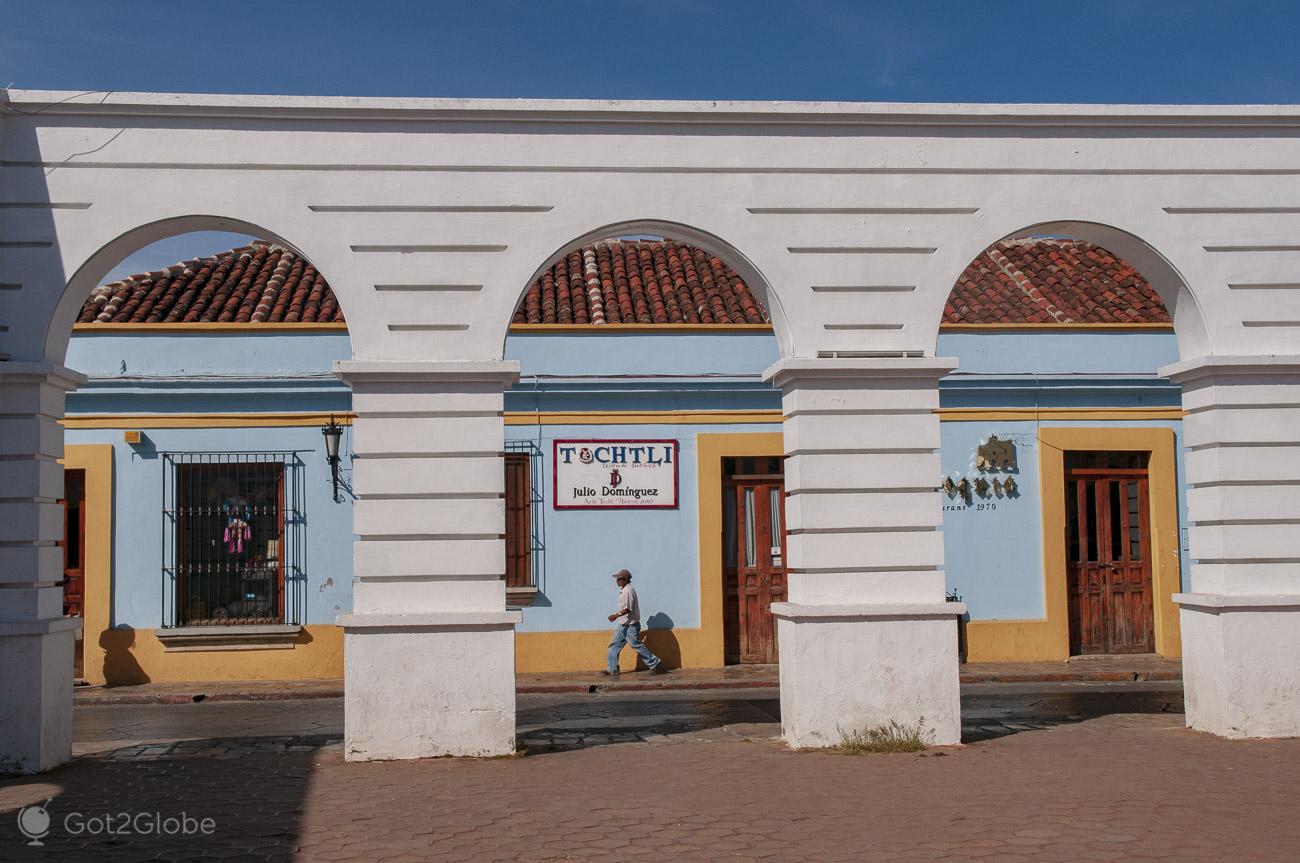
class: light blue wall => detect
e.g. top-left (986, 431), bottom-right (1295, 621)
top-left (62, 326), bottom-right (1191, 638)
top-left (506, 331), bottom-right (780, 377)
top-left (941, 419), bottom-right (1191, 621)
top-left (507, 421), bottom-right (776, 633)
top-left (65, 331), bottom-right (353, 378)
top-left (64, 425), bottom-right (356, 629)
top-left (65, 332), bottom-right (352, 416)
top-left (937, 331), bottom-right (1179, 376)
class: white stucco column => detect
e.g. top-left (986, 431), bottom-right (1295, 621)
top-left (0, 363), bottom-right (85, 775)
top-left (334, 360), bottom-right (522, 760)
top-left (1164, 355), bottom-right (1300, 739)
top-left (764, 358), bottom-right (965, 747)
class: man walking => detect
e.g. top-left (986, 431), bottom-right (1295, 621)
top-left (606, 569), bottom-right (664, 675)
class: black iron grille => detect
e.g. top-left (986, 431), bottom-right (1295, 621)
top-left (162, 452), bottom-right (306, 628)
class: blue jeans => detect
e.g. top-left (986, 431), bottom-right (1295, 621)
top-left (608, 621), bottom-right (660, 672)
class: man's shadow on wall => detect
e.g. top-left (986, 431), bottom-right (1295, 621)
top-left (642, 612), bottom-right (680, 669)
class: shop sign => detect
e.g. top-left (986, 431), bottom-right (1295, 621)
top-left (553, 439), bottom-right (679, 509)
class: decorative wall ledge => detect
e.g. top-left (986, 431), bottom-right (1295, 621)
top-left (157, 624), bottom-right (302, 652)
top-left (506, 586), bottom-right (540, 608)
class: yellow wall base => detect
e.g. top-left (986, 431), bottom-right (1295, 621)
top-left (89, 626), bottom-right (344, 685)
top-left (517, 628), bottom-right (719, 673)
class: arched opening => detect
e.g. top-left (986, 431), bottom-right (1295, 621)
top-left (502, 226), bottom-right (786, 677)
top-left (51, 224), bottom-right (355, 690)
top-left (502, 219), bottom-right (791, 359)
top-left (937, 227), bottom-right (1196, 666)
top-left (47, 215), bottom-right (351, 363)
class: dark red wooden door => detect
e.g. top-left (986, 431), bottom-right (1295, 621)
top-left (60, 469), bottom-right (86, 678)
top-left (1065, 454), bottom-right (1154, 655)
top-left (723, 458), bottom-right (787, 664)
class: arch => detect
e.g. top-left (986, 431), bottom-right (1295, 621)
top-left (929, 220), bottom-right (1212, 360)
top-left (46, 214), bottom-right (354, 363)
top-left (496, 219), bottom-right (793, 360)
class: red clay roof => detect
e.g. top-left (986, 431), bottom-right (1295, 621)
top-left (513, 239), bottom-right (768, 325)
top-left (946, 239), bottom-right (1170, 324)
top-left (78, 242), bottom-right (343, 324)
top-left (79, 237), bottom-right (1169, 328)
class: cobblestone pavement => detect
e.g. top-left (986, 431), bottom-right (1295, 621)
top-left (6, 683), bottom-right (1297, 861)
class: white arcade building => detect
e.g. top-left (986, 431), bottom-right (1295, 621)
top-left (2, 90), bottom-right (1299, 773)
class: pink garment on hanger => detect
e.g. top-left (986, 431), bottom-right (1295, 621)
top-left (224, 519), bottom-right (252, 554)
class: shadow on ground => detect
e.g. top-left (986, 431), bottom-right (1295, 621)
top-left (0, 742), bottom-right (325, 862)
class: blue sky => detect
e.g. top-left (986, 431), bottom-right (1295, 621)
top-left (4, 0), bottom-right (1297, 104)
top-left (6, 0), bottom-right (1295, 278)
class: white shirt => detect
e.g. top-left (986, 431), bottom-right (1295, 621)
top-left (616, 584), bottom-right (641, 625)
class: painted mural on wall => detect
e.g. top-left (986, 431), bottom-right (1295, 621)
top-left (553, 440), bottom-right (679, 509)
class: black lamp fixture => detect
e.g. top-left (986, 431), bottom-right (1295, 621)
top-left (322, 414), bottom-right (344, 502)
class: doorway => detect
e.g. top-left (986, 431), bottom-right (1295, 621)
top-left (1064, 451), bottom-right (1155, 655)
top-left (60, 468), bottom-right (87, 678)
top-left (722, 456), bottom-right (787, 664)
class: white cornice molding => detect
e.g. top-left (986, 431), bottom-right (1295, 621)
top-left (763, 357), bottom-right (960, 387)
top-left (1160, 355), bottom-right (1300, 383)
top-left (7, 89), bottom-right (1300, 128)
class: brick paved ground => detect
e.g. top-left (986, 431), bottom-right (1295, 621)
top-left (3, 686), bottom-right (1298, 862)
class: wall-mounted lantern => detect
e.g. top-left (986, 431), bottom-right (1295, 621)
top-left (322, 415), bottom-right (344, 502)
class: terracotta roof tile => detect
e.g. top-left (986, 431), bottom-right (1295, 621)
top-left (77, 242), bottom-right (345, 325)
top-left (945, 239), bottom-right (1170, 324)
top-left (81, 237), bottom-right (1168, 329)
top-left (513, 239), bottom-right (770, 325)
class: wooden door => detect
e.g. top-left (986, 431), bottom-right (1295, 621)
top-left (60, 469), bottom-right (86, 677)
top-left (722, 458), bottom-right (787, 664)
top-left (1065, 452), bottom-right (1155, 655)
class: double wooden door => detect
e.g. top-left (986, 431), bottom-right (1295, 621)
top-left (723, 457), bottom-right (787, 664)
top-left (1064, 452), bottom-right (1155, 655)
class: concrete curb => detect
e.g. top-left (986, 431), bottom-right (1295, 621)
top-left (73, 667), bottom-right (1182, 706)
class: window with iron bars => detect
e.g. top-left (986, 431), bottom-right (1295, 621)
top-left (503, 440), bottom-right (544, 592)
top-left (161, 452), bottom-right (306, 628)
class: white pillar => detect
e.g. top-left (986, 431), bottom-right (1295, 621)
top-left (765, 358), bottom-right (965, 748)
top-left (1165, 355), bottom-right (1300, 739)
top-left (0, 363), bottom-right (85, 775)
top-left (335, 360), bottom-right (522, 760)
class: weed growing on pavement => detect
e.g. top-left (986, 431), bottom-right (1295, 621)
top-left (832, 719), bottom-right (934, 754)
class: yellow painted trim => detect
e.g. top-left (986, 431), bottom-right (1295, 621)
top-left (73, 322), bottom-right (349, 333)
top-left (966, 426), bottom-right (1182, 662)
top-left (937, 407), bottom-right (1185, 422)
top-left (61, 445), bottom-right (113, 685)
top-left (510, 323), bottom-right (774, 334)
top-left (62, 412), bottom-right (356, 429)
top-left (504, 410), bottom-right (782, 426)
top-left (940, 323), bottom-right (1174, 333)
top-left (517, 431), bottom-right (784, 673)
top-left (696, 433), bottom-right (785, 667)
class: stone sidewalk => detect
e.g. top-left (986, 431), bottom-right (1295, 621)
top-left (74, 657), bottom-right (1182, 705)
top-left (3, 704), bottom-right (1297, 862)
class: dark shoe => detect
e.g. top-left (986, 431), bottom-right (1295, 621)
top-left (603, 670), bottom-right (620, 676)
top-left (650, 663), bottom-right (668, 675)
